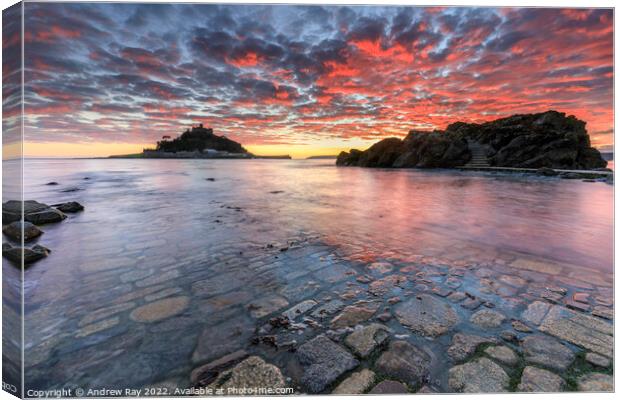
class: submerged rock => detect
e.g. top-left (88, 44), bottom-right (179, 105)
top-left (394, 294), bottom-right (458, 337)
top-left (374, 340), bottom-right (431, 388)
top-left (2, 221), bottom-right (43, 242)
top-left (192, 315), bottom-right (254, 364)
top-left (282, 300), bottom-right (317, 321)
top-left (52, 201), bottom-right (84, 213)
top-left (448, 358), bottom-right (509, 393)
top-left (247, 295), bottom-right (289, 319)
top-left (521, 335), bottom-right (575, 371)
top-left (129, 297), bottom-right (189, 323)
top-left (447, 333), bottom-right (499, 362)
top-left (336, 111), bottom-right (606, 170)
top-left (330, 303), bottom-right (380, 329)
top-left (310, 299), bottom-right (344, 319)
top-left (344, 323), bottom-right (390, 358)
top-left (521, 301), bottom-right (552, 325)
top-left (296, 335), bottom-right (358, 393)
top-left (470, 309), bottom-right (506, 328)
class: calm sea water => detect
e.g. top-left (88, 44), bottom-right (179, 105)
top-left (20, 158), bottom-right (613, 272)
top-left (3, 158), bottom-right (614, 390)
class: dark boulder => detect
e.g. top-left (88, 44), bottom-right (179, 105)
top-left (52, 201), bottom-right (84, 213)
top-left (3, 200), bottom-right (66, 225)
top-left (336, 111), bottom-right (606, 170)
top-left (2, 243), bottom-right (50, 265)
top-left (2, 221), bottom-right (43, 242)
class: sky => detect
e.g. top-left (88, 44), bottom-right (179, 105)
top-left (3, 3), bottom-right (614, 158)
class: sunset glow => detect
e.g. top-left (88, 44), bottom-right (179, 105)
top-left (4, 4), bottom-right (614, 157)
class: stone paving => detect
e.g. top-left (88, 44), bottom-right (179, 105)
top-left (18, 231), bottom-right (613, 394)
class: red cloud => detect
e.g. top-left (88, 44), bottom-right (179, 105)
top-left (227, 52), bottom-right (261, 67)
top-left (22, 5), bottom-right (614, 151)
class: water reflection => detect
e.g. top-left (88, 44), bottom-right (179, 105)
top-left (21, 158), bottom-right (613, 273)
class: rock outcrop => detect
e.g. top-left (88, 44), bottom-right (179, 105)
top-left (52, 201), bottom-right (84, 213)
top-left (3, 200), bottom-right (66, 225)
top-left (2, 221), bottom-right (43, 242)
top-left (336, 111), bottom-right (606, 170)
top-left (2, 243), bottom-right (50, 265)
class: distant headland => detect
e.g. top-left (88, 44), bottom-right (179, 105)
top-left (337, 111), bottom-right (608, 171)
top-left (110, 124), bottom-right (291, 159)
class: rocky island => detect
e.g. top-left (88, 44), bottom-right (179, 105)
top-left (141, 124), bottom-right (251, 159)
top-left (336, 111), bottom-right (607, 170)
top-left (113, 124), bottom-right (291, 159)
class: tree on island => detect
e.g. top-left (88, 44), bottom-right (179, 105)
top-left (155, 124), bottom-right (248, 154)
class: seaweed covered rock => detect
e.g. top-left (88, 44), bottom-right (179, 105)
top-left (336, 111), bottom-right (606, 170)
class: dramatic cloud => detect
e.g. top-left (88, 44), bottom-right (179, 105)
top-left (10, 4), bottom-right (613, 154)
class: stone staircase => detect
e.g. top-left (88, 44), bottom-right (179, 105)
top-left (465, 141), bottom-right (490, 167)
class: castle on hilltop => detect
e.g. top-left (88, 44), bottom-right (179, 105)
top-left (142, 124), bottom-right (250, 159)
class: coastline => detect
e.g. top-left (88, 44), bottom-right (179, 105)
top-left (108, 153), bottom-right (292, 160)
top-left (16, 157), bottom-right (615, 183)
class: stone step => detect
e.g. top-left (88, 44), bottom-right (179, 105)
top-left (464, 140), bottom-right (491, 167)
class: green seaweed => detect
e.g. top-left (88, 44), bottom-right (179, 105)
top-left (562, 351), bottom-right (613, 391)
